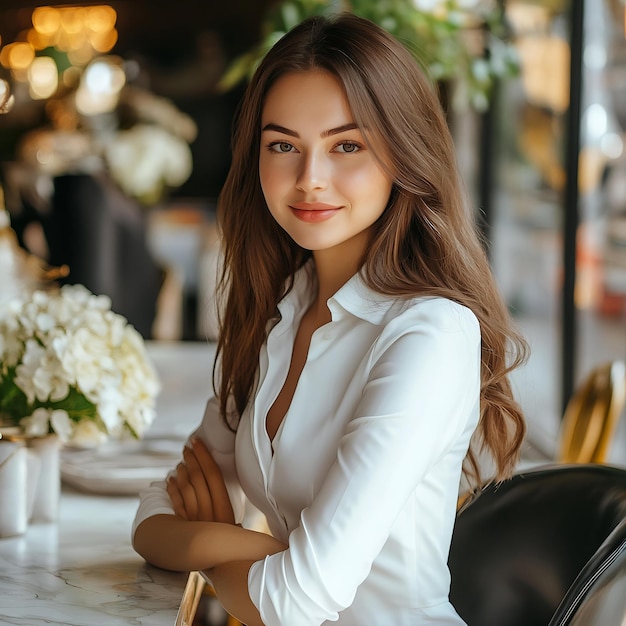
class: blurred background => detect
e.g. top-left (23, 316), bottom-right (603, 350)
top-left (1, 0), bottom-right (626, 466)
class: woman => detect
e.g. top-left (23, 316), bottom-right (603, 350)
top-left (132, 13), bottom-right (527, 625)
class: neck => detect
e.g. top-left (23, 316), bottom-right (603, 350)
top-left (310, 246), bottom-right (364, 320)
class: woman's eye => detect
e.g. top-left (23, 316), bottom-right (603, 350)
top-left (335, 141), bottom-right (361, 153)
top-left (269, 142), bottom-right (295, 153)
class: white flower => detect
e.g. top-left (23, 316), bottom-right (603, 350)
top-left (14, 339), bottom-right (47, 403)
top-left (20, 408), bottom-right (50, 437)
top-left (31, 351), bottom-right (70, 402)
top-left (50, 409), bottom-right (73, 443)
top-left (97, 384), bottom-right (123, 433)
top-left (0, 285), bottom-right (160, 446)
top-left (0, 301), bottom-right (24, 366)
top-left (71, 419), bottom-right (108, 447)
top-left (62, 326), bottom-right (113, 399)
top-left (103, 124), bottom-right (193, 203)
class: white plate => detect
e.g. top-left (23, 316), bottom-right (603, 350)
top-left (60, 438), bottom-right (184, 495)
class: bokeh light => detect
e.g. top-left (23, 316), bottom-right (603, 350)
top-left (0, 5), bottom-right (117, 103)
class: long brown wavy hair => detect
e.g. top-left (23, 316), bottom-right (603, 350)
top-left (215, 13), bottom-right (528, 484)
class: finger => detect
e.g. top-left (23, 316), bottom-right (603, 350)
top-left (191, 439), bottom-right (235, 524)
top-left (183, 445), bottom-right (214, 521)
top-left (166, 475), bottom-right (188, 520)
top-left (174, 462), bottom-right (199, 520)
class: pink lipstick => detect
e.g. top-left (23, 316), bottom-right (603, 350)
top-left (289, 202), bottom-right (341, 223)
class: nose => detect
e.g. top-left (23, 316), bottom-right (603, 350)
top-left (296, 151), bottom-right (327, 192)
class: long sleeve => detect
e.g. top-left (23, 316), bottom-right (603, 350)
top-left (131, 395), bottom-right (246, 539)
top-left (247, 299), bottom-right (481, 625)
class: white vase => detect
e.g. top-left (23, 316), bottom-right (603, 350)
top-left (25, 448), bottom-right (42, 519)
top-left (0, 438), bottom-right (28, 537)
top-left (28, 434), bottom-right (61, 523)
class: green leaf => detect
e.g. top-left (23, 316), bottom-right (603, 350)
top-left (43, 387), bottom-right (97, 422)
top-left (125, 421), bottom-right (140, 439)
top-left (0, 372), bottom-right (31, 423)
top-left (215, 0), bottom-right (519, 111)
top-left (216, 51), bottom-right (258, 92)
top-left (281, 3), bottom-right (301, 30)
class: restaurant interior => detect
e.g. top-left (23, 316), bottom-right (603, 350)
top-left (1, 1), bottom-right (626, 624)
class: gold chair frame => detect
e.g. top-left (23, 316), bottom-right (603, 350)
top-left (175, 570), bottom-right (243, 626)
top-left (558, 361), bottom-right (626, 464)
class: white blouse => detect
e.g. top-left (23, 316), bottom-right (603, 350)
top-left (133, 264), bottom-right (481, 626)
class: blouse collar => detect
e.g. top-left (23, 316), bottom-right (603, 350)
top-left (278, 260), bottom-right (398, 326)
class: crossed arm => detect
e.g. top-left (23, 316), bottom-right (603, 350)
top-left (132, 437), bottom-right (287, 626)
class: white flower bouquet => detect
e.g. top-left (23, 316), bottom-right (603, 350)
top-left (103, 123), bottom-right (194, 206)
top-left (0, 284), bottom-right (160, 446)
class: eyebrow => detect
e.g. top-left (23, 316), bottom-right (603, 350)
top-left (261, 122), bottom-right (359, 138)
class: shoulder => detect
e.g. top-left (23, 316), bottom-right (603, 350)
top-left (371, 296), bottom-right (481, 365)
top-left (385, 296), bottom-right (479, 337)
top-left (331, 274), bottom-right (479, 339)
top-left (405, 296), bottom-right (478, 331)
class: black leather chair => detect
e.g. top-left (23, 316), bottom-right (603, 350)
top-left (448, 464), bottom-right (626, 626)
top-left (554, 517), bottom-right (626, 625)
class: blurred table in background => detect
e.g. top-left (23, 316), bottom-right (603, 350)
top-left (145, 340), bottom-right (217, 437)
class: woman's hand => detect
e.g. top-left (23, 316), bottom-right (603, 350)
top-left (166, 438), bottom-right (235, 524)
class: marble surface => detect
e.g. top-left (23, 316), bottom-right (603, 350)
top-left (0, 490), bottom-right (187, 625)
top-left (0, 341), bottom-right (218, 626)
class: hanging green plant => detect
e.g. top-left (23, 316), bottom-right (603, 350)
top-left (217, 0), bottom-right (519, 112)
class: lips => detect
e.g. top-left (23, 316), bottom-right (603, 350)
top-left (289, 202), bottom-right (341, 223)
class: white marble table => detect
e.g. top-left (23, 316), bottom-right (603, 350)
top-left (0, 341), bottom-right (218, 626)
top-left (0, 489), bottom-right (188, 625)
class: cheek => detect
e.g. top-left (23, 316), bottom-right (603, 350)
top-left (259, 165), bottom-right (288, 227)
top-left (259, 161), bottom-right (277, 202)
top-left (259, 158), bottom-right (291, 201)
top-left (340, 161), bottom-right (392, 204)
